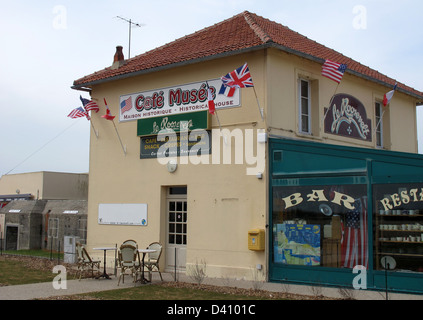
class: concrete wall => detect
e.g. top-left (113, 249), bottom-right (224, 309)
top-left (0, 172), bottom-right (88, 200)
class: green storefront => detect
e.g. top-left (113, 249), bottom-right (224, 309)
top-left (269, 137), bottom-right (423, 294)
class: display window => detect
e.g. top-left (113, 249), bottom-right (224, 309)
top-left (272, 184), bottom-right (368, 270)
top-left (373, 183), bottom-right (423, 273)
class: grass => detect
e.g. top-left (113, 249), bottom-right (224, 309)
top-left (0, 258), bottom-right (57, 286)
top-left (1, 249), bottom-right (63, 260)
top-left (83, 284), bottom-right (270, 300)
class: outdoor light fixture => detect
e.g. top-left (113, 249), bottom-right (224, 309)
top-left (167, 160), bottom-right (177, 173)
top-left (319, 204), bottom-right (333, 216)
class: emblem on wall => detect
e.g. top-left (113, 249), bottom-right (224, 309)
top-left (324, 94), bottom-right (372, 142)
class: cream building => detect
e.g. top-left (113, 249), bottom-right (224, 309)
top-left (73, 12), bottom-right (423, 293)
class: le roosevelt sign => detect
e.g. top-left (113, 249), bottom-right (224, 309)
top-left (137, 111), bottom-right (209, 137)
top-left (324, 93), bottom-right (372, 142)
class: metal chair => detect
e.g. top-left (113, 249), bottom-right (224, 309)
top-left (122, 239), bottom-right (138, 248)
top-left (144, 242), bottom-right (163, 281)
top-left (117, 243), bottom-right (140, 285)
top-left (75, 242), bottom-right (101, 280)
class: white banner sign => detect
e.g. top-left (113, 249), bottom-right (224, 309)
top-left (98, 204), bottom-right (148, 226)
top-left (119, 79), bottom-right (240, 122)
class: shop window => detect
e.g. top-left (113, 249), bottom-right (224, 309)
top-left (373, 184), bottom-right (423, 273)
top-left (272, 184), bottom-right (368, 269)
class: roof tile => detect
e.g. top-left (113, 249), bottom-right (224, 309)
top-left (73, 11), bottom-right (422, 100)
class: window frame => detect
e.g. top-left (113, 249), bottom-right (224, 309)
top-left (298, 78), bottom-right (312, 134)
top-left (375, 101), bottom-right (384, 148)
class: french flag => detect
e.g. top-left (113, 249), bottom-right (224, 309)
top-left (383, 83), bottom-right (397, 107)
top-left (219, 84), bottom-right (236, 97)
top-left (206, 83), bottom-right (215, 115)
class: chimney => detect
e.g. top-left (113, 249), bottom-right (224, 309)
top-left (111, 46), bottom-right (125, 69)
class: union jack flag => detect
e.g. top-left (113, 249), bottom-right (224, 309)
top-left (67, 107), bottom-right (90, 120)
top-left (221, 63), bottom-right (254, 89)
top-left (80, 96), bottom-right (100, 113)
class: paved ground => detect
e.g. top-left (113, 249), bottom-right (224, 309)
top-left (1, 269), bottom-right (422, 300)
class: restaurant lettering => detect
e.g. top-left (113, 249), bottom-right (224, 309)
top-left (332, 97), bottom-right (370, 139)
top-left (154, 117), bottom-right (194, 133)
top-left (137, 111), bottom-right (209, 137)
top-left (135, 91), bottom-right (165, 112)
top-left (379, 187), bottom-right (423, 211)
top-left (282, 190), bottom-right (355, 210)
top-left (169, 84), bottom-right (210, 107)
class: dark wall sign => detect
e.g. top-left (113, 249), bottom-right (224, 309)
top-left (140, 131), bottom-right (211, 159)
top-left (324, 94), bottom-right (372, 142)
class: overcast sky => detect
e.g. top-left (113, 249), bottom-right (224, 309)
top-left (1, 0), bottom-right (422, 176)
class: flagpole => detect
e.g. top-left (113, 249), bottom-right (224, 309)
top-left (322, 83), bottom-right (340, 126)
top-left (252, 87), bottom-right (264, 121)
top-left (90, 120), bottom-right (99, 139)
top-left (215, 110), bottom-right (223, 132)
top-left (373, 109), bottom-right (386, 138)
top-left (103, 98), bottom-right (126, 156)
top-left (111, 119), bottom-right (126, 156)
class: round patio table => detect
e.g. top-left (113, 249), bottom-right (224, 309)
top-left (137, 249), bottom-right (157, 284)
top-left (93, 247), bottom-right (117, 280)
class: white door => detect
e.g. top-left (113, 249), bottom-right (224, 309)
top-left (165, 187), bottom-right (187, 273)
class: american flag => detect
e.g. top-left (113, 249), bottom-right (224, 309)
top-left (321, 60), bottom-right (347, 83)
top-left (120, 96), bottom-right (133, 114)
top-left (221, 63), bottom-right (254, 89)
top-left (68, 107), bottom-right (90, 120)
top-left (80, 96), bottom-right (100, 113)
top-left (341, 197), bottom-right (368, 269)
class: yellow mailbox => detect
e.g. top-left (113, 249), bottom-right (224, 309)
top-left (248, 229), bottom-right (265, 251)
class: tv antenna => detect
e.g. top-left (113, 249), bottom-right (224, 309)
top-left (115, 16), bottom-right (144, 59)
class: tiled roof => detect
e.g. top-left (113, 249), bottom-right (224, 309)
top-left (73, 11), bottom-right (423, 100)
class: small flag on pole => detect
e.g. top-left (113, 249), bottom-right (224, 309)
top-left (383, 83), bottom-right (397, 107)
top-left (221, 63), bottom-right (254, 89)
top-left (102, 98), bottom-right (126, 155)
top-left (67, 107), bottom-right (90, 120)
top-left (322, 60), bottom-right (347, 83)
top-left (219, 84), bottom-right (236, 97)
top-left (80, 96), bottom-right (100, 113)
top-left (206, 83), bottom-right (215, 115)
top-left (220, 63), bottom-right (263, 121)
top-left (102, 98), bottom-right (116, 121)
